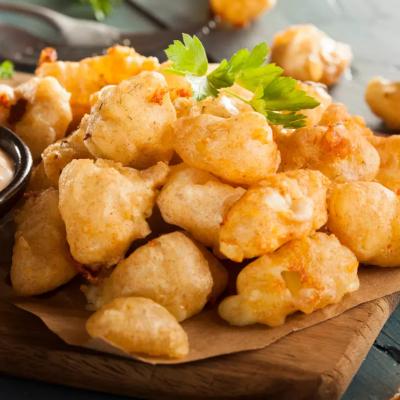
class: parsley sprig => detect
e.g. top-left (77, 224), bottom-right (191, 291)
top-left (0, 60), bottom-right (14, 79)
top-left (79, 0), bottom-right (118, 21)
top-left (165, 34), bottom-right (319, 128)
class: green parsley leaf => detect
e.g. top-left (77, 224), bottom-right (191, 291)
top-left (250, 81), bottom-right (319, 128)
top-left (0, 60), bottom-right (14, 79)
top-left (252, 77), bottom-right (320, 111)
top-left (165, 34), bottom-right (208, 77)
top-left (208, 42), bottom-right (269, 90)
top-left (266, 111), bottom-right (308, 129)
top-left (236, 63), bottom-right (283, 92)
top-left (165, 34), bottom-right (320, 127)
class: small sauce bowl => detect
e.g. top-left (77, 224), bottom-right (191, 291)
top-left (0, 126), bottom-right (32, 217)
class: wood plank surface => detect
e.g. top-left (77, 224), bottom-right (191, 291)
top-left (0, 291), bottom-right (398, 400)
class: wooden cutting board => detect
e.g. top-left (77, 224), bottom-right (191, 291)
top-left (0, 292), bottom-right (398, 400)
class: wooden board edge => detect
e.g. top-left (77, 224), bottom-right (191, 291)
top-left (316, 294), bottom-right (400, 400)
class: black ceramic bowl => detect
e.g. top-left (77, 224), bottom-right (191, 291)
top-left (0, 126), bottom-right (32, 217)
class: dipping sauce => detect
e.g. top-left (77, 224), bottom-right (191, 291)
top-left (0, 148), bottom-right (14, 191)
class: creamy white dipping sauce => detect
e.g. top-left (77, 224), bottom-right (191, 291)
top-left (0, 148), bottom-right (14, 191)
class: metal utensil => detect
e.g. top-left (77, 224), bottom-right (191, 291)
top-left (0, 2), bottom-right (224, 70)
top-left (0, 2), bottom-right (120, 47)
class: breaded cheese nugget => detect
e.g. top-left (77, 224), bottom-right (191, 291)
top-left (298, 81), bottom-right (332, 127)
top-left (196, 94), bottom-right (253, 118)
top-left (83, 71), bottom-right (176, 169)
top-left (59, 159), bottom-right (169, 269)
top-left (173, 93), bottom-right (252, 119)
top-left (42, 115), bottom-right (93, 186)
top-left (277, 104), bottom-right (380, 182)
top-left (271, 24), bottom-right (352, 86)
top-left (36, 46), bottom-right (159, 122)
top-left (83, 232), bottom-right (215, 321)
top-left (86, 297), bottom-right (189, 359)
top-left (157, 164), bottom-right (245, 250)
top-left (27, 162), bottom-right (54, 192)
top-left (368, 208), bottom-right (400, 267)
top-left (173, 112), bottom-right (280, 186)
top-left (369, 135), bottom-right (400, 193)
top-left (9, 77), bottom-right (72, 160)
top-left (219, 233), bottom-right (359, 327)
top-left (366, 77), bottom-right (400, 130)
top-left (11, 188), bottom-right (77, 296)
top-left (0, 84), bottom-right (15, 125)
top-left (210, 0), bottom-right (276, 27)
top-left (158, 61), bottom-right (193, 100)
top-left (328, 181), bottom-right (399, 263)
top-left (220, 169), bottom-right (329, 262)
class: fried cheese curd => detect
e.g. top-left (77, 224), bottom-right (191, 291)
top-left (298, 81), bottom-right (332, 127)
top-left (0, 84), bottom-right (15, 124)
top-left (219, 232), bottom-right (359, 327)
top-left (42, 115), bottom-right (93, 187)
top-left (369, 135), bottom-right (400, 193)
top-left (277, 103), bottom-right (380, 182)
top-left (271, 24), bottom-right (352, 86)
top-left (83, 71), bottom-right (176, 169)
top-left (328, 181), bottom-right (400, 267)
top-left (220, 169), bottom-right (329, 262)
top-left (210, 0), bottom-right (276, 27)
top-left (11, 188), bottom-right (77, 296)
top-left (36, 46), bottom-right (159, 122)
top-left (366, 77), bottom-right (400, 130)
top-left (59, 159), bottom-right (169, 269)
top-left (158, 61), bottom-right (193, 101)
top-left (157, 164), bottom-right (245, 251)
top-left (173, 91), bottom-right (253, 120)
top-left (173, 111), bottom-right (280, 186)
top-left (27, 162), bottom-right (53, 192)
top-left (83, 232), bottom-right (224, 321)
top-left (86, 297), bottom-right (189, 359)
top-left (7, 77), bottom-right (72, 160)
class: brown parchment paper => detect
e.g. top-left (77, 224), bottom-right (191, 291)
top-left (1, 263), bottom-right (400, 365)
top-left (2, 193), bottom-right (400, 364)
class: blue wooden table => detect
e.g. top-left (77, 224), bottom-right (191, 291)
top-left (0, 0), bottom-right (399, 398)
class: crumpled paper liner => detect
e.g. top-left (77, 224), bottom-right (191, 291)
top-left (1, 264), bottom-right (400, 365)
top-left (2, 205), bottom-right (400, 364)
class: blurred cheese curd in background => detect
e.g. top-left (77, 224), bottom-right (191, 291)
top-left (210, 0), bottom-right (277, 26)
top-left (271, 24), bottom-right (352, 86)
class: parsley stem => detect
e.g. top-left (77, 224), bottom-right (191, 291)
top-left (223, 89), bottom-right (252, 105)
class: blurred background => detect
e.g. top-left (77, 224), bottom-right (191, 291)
top-left (0, 0), bottom-right (399, 129)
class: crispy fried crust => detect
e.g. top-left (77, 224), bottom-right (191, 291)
top-left (83, 72), bottom-right (176, 168)
top-left (59, 159), bottom-right (169, 269)
top-left (157, 164), bottom-right (245, 250)
top-left (9, 77), bottom-right (72, 160)
top-left (36, 46), bottom-right (159, 123)
top-left (218, 233), bottom-right (359, 326)
top-left (276, 103), bottom-right (380, 182)
top-left (173, 111), bottom-right (280, 186)
top-left (86, 297), bottom-right (189, 359)
top-left (11, 188), bottom-right (77, 295)
top-left (328, 181), bottom-right (400, 266)
top-left (219, 169), bottom-right (330, 261)
top-left (83, 232), bottom-right (216, 321)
